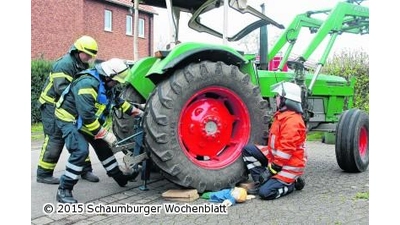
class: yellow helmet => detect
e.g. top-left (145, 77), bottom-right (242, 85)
top-left (100, 58), bottom-right (130, 84)
top-left (74, 35), bottom-right (98, 57)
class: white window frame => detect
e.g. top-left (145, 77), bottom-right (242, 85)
top-left (104, 10), bottom-right (112, 32)
top-left (138, 18), bottom-right (145, 38)
top-left (126, 15), bottom-right (132, 35)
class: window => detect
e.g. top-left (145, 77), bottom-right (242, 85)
top-left (126, 15), bottom-right (132, 35)
top-left (104, 10), bottom-right (112, 31)
top-left (138, 18), bottom-right (145, 38)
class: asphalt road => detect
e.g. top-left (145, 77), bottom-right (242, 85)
top-left (31, 141), bottom-right (369, 224)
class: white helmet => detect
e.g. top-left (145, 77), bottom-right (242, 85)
top-left (271, 81), bottom-right (302, 103)
top-left (100, 58), bottom-right (130, 83)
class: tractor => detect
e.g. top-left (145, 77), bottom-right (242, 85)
top-left (112, 0), bottom-right (369, 193)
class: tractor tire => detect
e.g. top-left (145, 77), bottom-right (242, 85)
top-left (335, 109), bottom-right (369, 172)
top-left (112, 85), bottom-right (144, 143)
top-left (144, 61), bottom-right (271, 193)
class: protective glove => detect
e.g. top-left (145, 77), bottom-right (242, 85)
top-left (131, 103), bottom-right (146, 110)
top-left (259, 163), bottom-right (282, 184)
top-left (268, 163), bottom-right (282, 175)
top-left (94, 127), bottom-right (117, 146)
top-left (131, 107), bottom-right (144, 118)
top-left (137, 103), bottom-right (146, 110)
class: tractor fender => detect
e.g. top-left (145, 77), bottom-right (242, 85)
top-left (146, 42), bottom-right (248, 80)
top-left (126, 42), bottom-right (250, 100)
top-left (125, 56), bottom-right (158, 100)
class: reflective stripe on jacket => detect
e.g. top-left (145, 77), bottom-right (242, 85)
top-left (266, 110), bottom-right (307, 184)
top-left (55, 68), bottom-right (134, 136)
top-left (38, 51), bottom-right (88, 105)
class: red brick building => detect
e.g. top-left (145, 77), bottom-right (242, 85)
top-left (31, 0), bottom-right (157, 61)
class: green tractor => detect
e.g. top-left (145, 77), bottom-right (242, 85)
top-left (113, 0), bottom-right (369, 192)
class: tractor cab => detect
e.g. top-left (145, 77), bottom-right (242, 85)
top-left (140, 0), bottom-right (284, 51)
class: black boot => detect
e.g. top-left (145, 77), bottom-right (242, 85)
top-left (247, 181), bottom-right (261, 195)
top-left (56, 188), bottom-right (77, 203)
top-left (37, 168), bottom-right (60, 184)
top-left (37, 176), bottom-right (60, 184)
top-left (81, 171), bottom-right (100, 182)
top-left (294, 176), bottom-right (305, 190)
top-left (112, 169), bottom-right (141, 187)
top-left (112, 174), bottom-right (128, 187)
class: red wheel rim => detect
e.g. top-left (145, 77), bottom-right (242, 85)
top-left (179, 86), bottom-right (251, 169)
top-left (359, 126), bottom-right (368, 157)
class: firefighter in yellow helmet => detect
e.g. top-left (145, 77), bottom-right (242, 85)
top-left (54, 58), bottom-right (143, 203)
top-left (37, 35), bottom-right (100, 184)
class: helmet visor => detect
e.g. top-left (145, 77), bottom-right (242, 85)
top-left (83, 47), bottom-right (98, 57)
top-left (111, 67), bottom-right (129, 83)
top-left (270, 81), bottom-right (284, 95)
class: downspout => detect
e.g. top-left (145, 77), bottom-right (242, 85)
top-left (133, 0), bottom-right (139, 60)
top-left (148, 15), bottom-right (152, 56)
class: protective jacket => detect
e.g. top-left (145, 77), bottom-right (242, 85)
top-left (55, 68), bottom-right (134, 136)
top-left (37, 46), bottom-right (92, 177)
top-left (39, 46), bottom-right (88, 105)
top-left (265, 110), bottom-right (307, 184)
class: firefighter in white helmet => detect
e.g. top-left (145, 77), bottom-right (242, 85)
top-left (242, 81), bottom-right (307, 200)
top-left (54, 58), bottom-right (143, 203)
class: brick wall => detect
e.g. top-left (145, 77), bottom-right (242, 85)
top-left (31, 0), bottom-right (154, 61)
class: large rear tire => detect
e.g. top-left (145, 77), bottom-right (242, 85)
top-left (144, 61), bottom-right (271, 192)
top-left (335, 109), bottom-right (369, 172)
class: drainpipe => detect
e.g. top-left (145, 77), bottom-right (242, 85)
top-left (133, 0), bottom-right (139, 60)
top-left (148, 15), bottom-right (152, 56)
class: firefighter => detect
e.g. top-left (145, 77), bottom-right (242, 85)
top-left (54, 58), bottom-right (144, 203)
top-left (242, 81), bottom-right (307, 200)
top-left (37, 35), bottom-right (100, 184)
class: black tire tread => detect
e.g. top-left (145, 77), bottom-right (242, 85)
top-left (144, 61), bottom-right (270, 192)
top-left (335, 109), bottom-right (369, 172)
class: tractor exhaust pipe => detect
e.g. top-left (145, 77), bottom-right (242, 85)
top-left (308, 64), bottom-right (323, 94)
top-left (259, 3), bottom-right (268, 70)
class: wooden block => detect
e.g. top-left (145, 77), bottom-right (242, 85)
top-left (162, 189), bottom-right (199, 202)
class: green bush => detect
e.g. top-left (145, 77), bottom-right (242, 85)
top-left (31, 59), bottom-right (53, 124)
top-left (322, 49), bottom-right (369, 112)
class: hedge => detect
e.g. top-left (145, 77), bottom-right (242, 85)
top-left (31, 59), bottom-right (53, 124)
top-left (30, 59), bottom-right (121, 124)
top-left (322, 49), bottom-right (369, 112)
